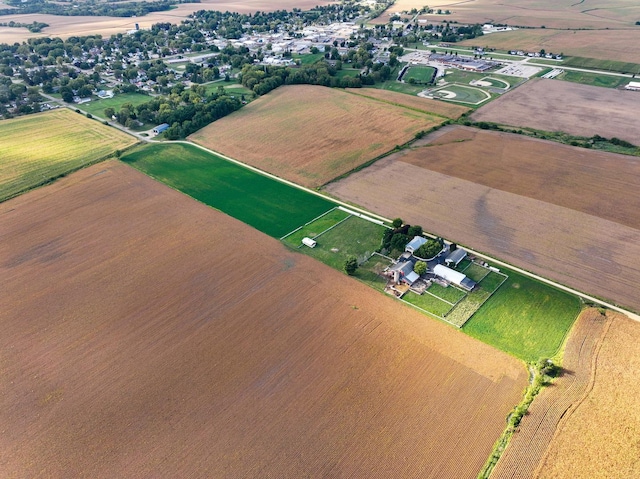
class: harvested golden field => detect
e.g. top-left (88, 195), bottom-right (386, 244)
top-left (492, 308), bottom-right (612, 479)
top-left (0, 161), bottom-right (527, 478)
top-left (471, 78), bottom-right (640, 144)
top-left (346, 87), bottom-right (470, 119)
top-left (190, 85), bottom-right (445, 188)
top-left (406, 126), bottom-right (640, 230)
top-left (324, 150), bottom-right (640, 312)
top-left (459, 28), bottom-right (640, 64)
top-left (536, 313), bottom-right (640, 478)
top-left (0, 108), bottom-right (136, 202)
top-left (0, 0), bottom-right (336, 42)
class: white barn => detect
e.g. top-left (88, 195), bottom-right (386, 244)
top-left (434, 264), bottom-right (476, 291)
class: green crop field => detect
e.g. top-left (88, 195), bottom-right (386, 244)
top-left (562, 56), bottom-right (640, 75)
top-left (80, 93), bottom-right (152, 118)
top-left (404, 66), bottom-right (436, 83)
top-left (282, 213), bottom-right (387, 270)
top-left (463, 267), bottom-right (581, 362)
top-left (121, 143), bottom-right (335, 238)
top-left (558, 70), bottom-right (629, 89)
top-left (0, 109), bottom-right (137, 203)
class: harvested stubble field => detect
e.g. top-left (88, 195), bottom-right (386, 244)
top-left (189, 85), bottom-right (446, 188)
top-left (345, 87), bottom-right (470, 119)
top-left (471, 78), bottom-right (640, 144)
top-left (324, 142), bottom-right (640, 313)
top-left (491, 308), bottom-right (612, 479)
top-left (536, 312), bottom-right (640, 478)
top-left (408, 126), bottom-right (640, 230)
top-left (0, 108), bottom-right (136, 202)
top-left (0, 161), bottom-right (527, 478)
top-left (0, 0), bottom-right (335, 42)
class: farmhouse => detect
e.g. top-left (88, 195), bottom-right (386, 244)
top-left (153, 123), bottom-right (170, 135)
top-left (624, 81), bottom-right (640, 91)
top-left (434, 264), bottom-right (476, 291)
top-left (405, 235), bottom-right (427, 253)
top-left (388, 260), bottom-right (420, 286)
top-left (445, 248), bottom-right (467, 267)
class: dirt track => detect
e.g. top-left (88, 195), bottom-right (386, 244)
top-left (0, 161), bottom-right (526, 478)
top-left (470, 78), bottom-right (640, 144)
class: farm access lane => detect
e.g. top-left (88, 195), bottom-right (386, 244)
top-left (150, 138), bottom-right (640, 324)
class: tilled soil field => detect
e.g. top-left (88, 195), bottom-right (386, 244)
top-left (324, 158), bottom-right (640, 312)
top-left (0, 161), bottom-right (527, 478)
top-left (189, 85), bottom-right (445, 188)
top-left (535, 312), bottom-right (640, 478)
top-left (470, 78), bottom-right (640, 144)
top-left (406, 126), bottom-right (640, 229)
top-left (492, 308), bottom-right (612, 479)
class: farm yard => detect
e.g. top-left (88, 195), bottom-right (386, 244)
top-left (0, 108), bottom-right (136, 203)
top-left (120, 143), bottom-right (335, 238)
top-left (470, 79), bottom-right (640, 144)
top-left (189, 85), bottom-right (447, 188)
top-left (0, 160), bottom-right (528, 478)
top-left (325, 150), bottom-right (640, 313)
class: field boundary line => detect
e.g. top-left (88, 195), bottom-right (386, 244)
top-left (279, 206), bottom-right (338, 240)
top-left (342, 88), bottom-right (457, 120)
top-left (422, 288), bottom-right (455, 306)
top-left (171, 140), bottom-right (392, 224)
top-left (398, 297), bottom-right (459, 328)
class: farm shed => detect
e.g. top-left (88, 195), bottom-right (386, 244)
top-left (445, 248), bottom-right (467, 267)
top-left (388, 261), bottom-right (420, 285)
top-left (405, 236), bottom-right (427, 253)
top-left (302, 237), bottom-right (317, 248)
top-left (153, 123), bottom-right (170, 134)
top-left (434, 264), bottom-right (476, 291)
top-left (624, 81), bottom-right (640, 91)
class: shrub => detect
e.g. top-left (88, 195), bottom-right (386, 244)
top-left (392, 218), bottom-right (403, 228)
top-left (344, 256), bottom-right (358, 275)
top-left (414, 261), bottom-right (427, 275)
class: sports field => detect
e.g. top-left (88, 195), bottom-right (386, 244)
top-left (120, 143), bottom-right (335, 238)
top-left (0, 161), bottom-right (528, 478)
top-left (189, 85), bottom-right (446, 188)
top-left (430, 84), bottom-right (491, 105)
top-left (0, 108), bottom-right (136, 202)
top-left (403, 66), bottom-right (436, 83)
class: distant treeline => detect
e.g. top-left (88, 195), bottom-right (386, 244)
top-left (0, 21), bottom-right (48, 32)
top-left (0, 0), bottom-right (199, 17)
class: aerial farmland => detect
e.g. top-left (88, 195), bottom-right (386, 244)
top-left (0, 161), bottom-right (527, 477)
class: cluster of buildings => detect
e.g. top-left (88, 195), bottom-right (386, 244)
top-left (428, 53), bottom-right (497, 72)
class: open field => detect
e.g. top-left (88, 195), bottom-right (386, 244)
top-left (324, 149), bottom-right (640, 314)
top-left (405, 126), bottom-right (640, 230)
top-left (558, 70), bottom-right (630, 89)
top-left (121, 142), bottom-right (334, 238)
top-left (346, 87), bottom-right (470, 119)
top-left (0, 0), bottom-right (337, 42)
top-left (403, 65), bottom-right (436, 83)
top-left (491, 308), bottom-right (612, 479)
top-left (458, 29), bottom-right (640, 65)
top-left (0, 108), bottom-right (136, 202)
top-left (80, 92), bottom-right (152, 118)
top-left (536, 312), bottom-right (640, 479)
top-left (190, 85), bottom-right (446, 188)
top-left (0, 160), bottom-right (528, 478)
top-left (471, 78), bottom-right (640, 144)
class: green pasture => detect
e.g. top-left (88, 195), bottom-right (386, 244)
top-left (463, 267), bottom-right (581, 362)
top-left (120, 143), bottom-right (335, 238)
top-left (403, 290), bottom-right (453, 317)
top-left (558, 70), bottom-right (629, 88)
top-left (426, 282), bottom-right (466, 304)
top-left (80, 93), bottom-right (152, 117)
top-left (355, 254), bottom-right (392, 292)
top-left (282, 213), bottom-right (387, 271)
top-left (292, 52), bottom-right (325, 65)
top-left (461, 262), bottom-right (490, 282)
top-left (561, 56), bottom-right (640, 75)
top-left (404, 66), bottom-right (436, 83)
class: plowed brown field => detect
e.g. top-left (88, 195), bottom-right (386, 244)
top-left (0, 161), bottom-right (527, 478)
top-left (470, 79), bottom-right (640, 144)
top-left (491, 308), bottom-right (612, 479)
top-left (405, 126), bottom-right (640, 229)
top-left (324, 141), bottom-right (640, 312)
top-left (536, 313), bottom-right (640, 478)
top-left (189, 85), bottom-right (445, 188)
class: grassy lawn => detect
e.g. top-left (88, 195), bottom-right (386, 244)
top-left (404, 66), bottom-right (436, 83)
top-left (481, 77), bottom-right (510, 89)
top-left (426, 282), bottom-right (466, 304)
top-left (282, 207), bottom-right (350, 244)
top-left (283, 214), bottom-right (387, 270)
top-left (292, 52), bottom-right (325, 65)
top-left (0, 109), bottom-right (137, 202)
top-left (80, 93), bottom-right (152, 117)
top-left (120, 143), bottom-right (335, 238)
top-left (558, 70), bottom-right (629, 88)
top-left (463, 267), bottom-right (581, 362)
top-left (403, 290), bottom-right (454, 318)
top-left (461, 262), bottom-right (490, 282)
top-left (334, 68), bottom-right (361, 79)
top-left (355, 254), bottom-right (392, 292)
